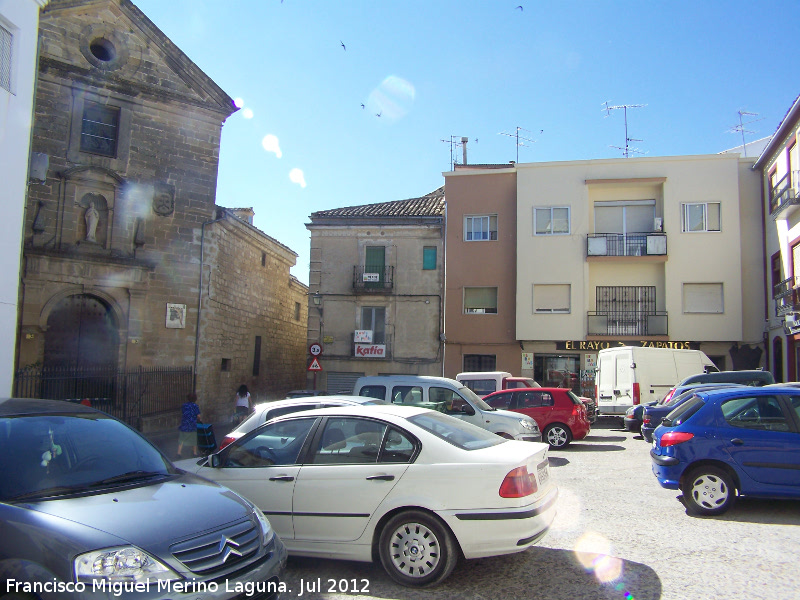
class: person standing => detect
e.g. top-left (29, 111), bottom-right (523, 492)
top-left (234, 384), bottom-right (252, 424)
top-left (177, 393), bottom-right (201, 457)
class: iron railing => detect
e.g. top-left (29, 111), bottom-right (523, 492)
top-left (769, 171), bottom-right (800, 217)
top-left (587, 311), bottom-right (668, 336)
top-left (353, 265), bottom-right (394, 292)
top-left (587, 232), bottom-right (667, 257)
top-left (13, 365), bottom-right (193, 429)
top-left (773, 276), bottom-right (800, 316)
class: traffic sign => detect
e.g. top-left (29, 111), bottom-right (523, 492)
top-left (309, 343), bottom-right (323, 357)
top-left (307, 357), bottom-right (322, 371)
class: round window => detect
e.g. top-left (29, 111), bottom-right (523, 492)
top-left (89, 38), bottom-right (116, 62)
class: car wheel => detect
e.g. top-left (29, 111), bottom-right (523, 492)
top-left (378, 510), bottom-right (458, 587)
top-left (682, 466), bottom-right (736, 516)
top-left (544, 424), bottom-right (572, 449)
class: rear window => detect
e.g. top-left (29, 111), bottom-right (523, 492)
top-left (565, 390), bottom-right (584, 406)
top-left (662, 395), bottom-right (704, 426)
top-left (407, 411), bottom-right (505, 450)
top-left (460, 379), bottom-right (497, 396)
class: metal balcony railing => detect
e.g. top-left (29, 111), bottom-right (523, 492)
top-left (773, 276), bottom-right (800, 316)
top-left (353, 265), bottom-right (394, 293)
top-left (587, 311), bottom-right (668, 336)
top-left (769, 172), bottom-right (800, 217)
top-left (587, 232), bottom-right (667, 257)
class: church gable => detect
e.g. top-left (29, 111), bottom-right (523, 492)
top-left (39, 0), bottom-right (235, 116)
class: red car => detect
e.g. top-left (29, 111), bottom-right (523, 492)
top-left (483, 387), bottom-right (591, 449)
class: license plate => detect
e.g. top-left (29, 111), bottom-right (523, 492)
top-left (537, 461), bottom-right (549, 486)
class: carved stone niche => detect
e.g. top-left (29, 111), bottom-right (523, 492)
top-left (61, 166), bottom-right (122, 251)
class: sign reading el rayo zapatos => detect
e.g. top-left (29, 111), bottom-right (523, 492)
top-left (354, 344), bottom-right (386, 358)
top-left (556, 340), bottom-right (700, 351)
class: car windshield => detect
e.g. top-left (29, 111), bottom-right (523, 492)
top-left (407, 411), bottom-right (505, 450)
top-left (0, 413), bottom-right (173, 502)
top-left (458, 386), bottom-right (493, 411)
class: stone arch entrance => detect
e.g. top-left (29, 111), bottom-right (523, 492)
top-left (44, 294), bottom-right (120, 370)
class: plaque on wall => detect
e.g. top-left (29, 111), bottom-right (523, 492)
top-left (166, 303), bottom-right (186, 328)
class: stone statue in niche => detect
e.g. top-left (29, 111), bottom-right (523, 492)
top-left (85, 200), bottom-right (99, 242)
top-left (153, 183), bottom-right (175, 216)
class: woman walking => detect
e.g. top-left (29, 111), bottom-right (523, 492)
top-left (234, 384), bottom-right (252, 424)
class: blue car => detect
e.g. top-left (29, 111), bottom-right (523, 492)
top-left (650, 386), bottom-right (800, 516)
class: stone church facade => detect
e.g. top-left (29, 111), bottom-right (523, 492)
top-left (19, 0), bottom-right (306, 425)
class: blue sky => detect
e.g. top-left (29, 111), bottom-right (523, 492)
top-left (134, 0), bottom-right (797, 284)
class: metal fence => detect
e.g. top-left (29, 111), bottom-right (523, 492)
top-left (13, 365), bottom-right (193, 429)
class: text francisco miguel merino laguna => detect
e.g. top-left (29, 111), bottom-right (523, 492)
top-left (5, 578), bottom-right (287, 597)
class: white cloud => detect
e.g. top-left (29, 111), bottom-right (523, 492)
top-left (261, 134), bottom-right (282, 158)
top-left (289, 168), bottom-right (306, 188)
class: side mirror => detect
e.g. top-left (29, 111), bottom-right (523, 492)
top-left (209, 454), bottom-right (220, 468)
top-left (461, 404), bottom-right (476, 416)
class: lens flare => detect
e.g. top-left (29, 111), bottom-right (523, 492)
top-left (367, 75), bottom-right (415, 121)
top-left (241, 108), bottom-right (254, 119)
top-left (289, 168), bottom-right (306, 188)
top-left (233, 97), bottom-right (245, 108)
top-left (261, 134), bottom-right (282, 158)
top-left (574, 531), bottom-right (623, 583)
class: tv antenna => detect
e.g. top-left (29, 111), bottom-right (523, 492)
top-left (727, 110), bottom-right (764, 157)
top-left (440, 135), bottom-right (470, 170)
top-left (498, 126), bottom-right (540, 163)
top-left (602, 102), bottom-right (646, 158)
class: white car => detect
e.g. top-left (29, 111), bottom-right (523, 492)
top-left (219, 395), bottom-right (386, 449)
top-left (176, 404), bottom-right (557, 587)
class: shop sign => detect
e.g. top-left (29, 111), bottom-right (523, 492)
top-left (556, 340), bottom-right (699, 351)
top-left (355, 344), bottom-right (386, 357)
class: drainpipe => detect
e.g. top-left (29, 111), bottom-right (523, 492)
top-left (193, 210), bottom-right (226, 392)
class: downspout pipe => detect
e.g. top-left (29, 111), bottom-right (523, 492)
top-left (193, 210), bottom-right (226, 392)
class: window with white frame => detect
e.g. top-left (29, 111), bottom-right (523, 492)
top-left (361, 306), bottom-right (386, 343)
top-left (533, 284), bottom-right (571, 313)
top-left (683, 283), bottom-right (723, 313)
top-left (464, 287), bottom-right (498, 314)
top-left (0, 23), bottom-right (12, 93)
top-left (682, 202), bottom-right (720, 232)
top-left (534, 207), bottom-right (570, 235)
top-left (464, 215), bottom-right (497, 241)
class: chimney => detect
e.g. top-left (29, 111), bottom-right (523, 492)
top-left (461, 137), bottom-right (468, 165)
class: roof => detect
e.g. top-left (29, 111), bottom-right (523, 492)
top-left (309, 187), bottom-right (444, 220)
top-left (753, 93), bottom-right (800, 169)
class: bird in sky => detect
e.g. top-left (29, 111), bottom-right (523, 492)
top-left (516, 5), bottom-right (523, 10)
top-left (360, 103), bottom-right (365, 109)
top-left (340, 41), bottom-right (346, 51)
top-left (376, 111), bottom-right (382, 117)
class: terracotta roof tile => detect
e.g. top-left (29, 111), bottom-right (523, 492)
top-left (310, 187), bottom-right (444, 220)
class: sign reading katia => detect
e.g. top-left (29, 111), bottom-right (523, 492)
top-left (354, 344), bottom-right (386, 358)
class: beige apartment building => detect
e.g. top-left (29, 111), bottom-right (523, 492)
top-left (305, 189), bottom-right (445, 393)
top-left (757, 94), bottom-right (800, 382)
top-left (445, 154), bottom-right (765, 398)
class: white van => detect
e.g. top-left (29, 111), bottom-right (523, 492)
top-left (594, 346), bottom-right (718, 417)
top-left (353, 375), bottom-right (542, 442)
top-left (456, 371), bottom-right (540, 397)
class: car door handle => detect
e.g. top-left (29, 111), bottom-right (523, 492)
top-left (730, 438), bottom-right (744, 446)
top-left (268, 475), bottom-right (295, 482)
top-left (366, 475), bottom-right (395, 481)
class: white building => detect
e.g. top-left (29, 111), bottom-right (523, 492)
top-left (0, 0), bottom-right (49, 395)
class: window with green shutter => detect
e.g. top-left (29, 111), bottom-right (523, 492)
top-left (423, 246), bottom-right (436, 270)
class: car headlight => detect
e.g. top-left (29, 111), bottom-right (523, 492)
top-left (253, 505), bottom-right (275, 546)
top-left (519, 419), bottom-right (538, 431)
top-left (74, 547), bottom-right (178, 583)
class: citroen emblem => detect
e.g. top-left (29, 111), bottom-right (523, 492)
top-left (217, 535), bottom-right (243, 563)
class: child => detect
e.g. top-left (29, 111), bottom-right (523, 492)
top-left (234, 384), bottom-right (252, 424)
top-left (177, 393), bottom-right (201, 457)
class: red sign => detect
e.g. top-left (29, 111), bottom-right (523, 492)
top-left (354, 344), bottom-right (386, 358)
top-left (307, 357), bottom-right (322, 371)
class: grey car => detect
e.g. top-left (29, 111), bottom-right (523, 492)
top-left (0, 398), bottom-right (287, 600)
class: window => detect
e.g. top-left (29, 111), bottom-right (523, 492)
top-left (252, 336), bottom-right (261, 376)
top-left (224, 418), bottom-right (316, 467)
top-left (465, 215), bottom-right (497, 241)
top-left (423, 246), bottom-right (437, 269)
top-left (294, 302), bottom-right (301, 320)
top-left (0, 24), bottom-right (12, 93)
top-left (391, 386), bottom-right (423, 405)
top-left (358, 385), bottom-right (386, 400)
top-left (683, 283), bottom-right (723, 314)
top-left (80, 102), bottom-right (120, 157)
top-left (534, 207), bottom-right (570, 235)
top-left (464, 354), bottom-right (496, 371)
top-left (310, 418), bottom-right (390, 464)
top-left (533, 284), bottom-right (570, 313)
top-left (682, 202), bottom-right (720, 232)
top-left (464, 287), bottom-right (497, 314)
top-left (722, 396), bottom-right (789, 432)
top-left (221, 358), bottom-right (231, 371)
top-left (486, 392), bottom-right (514, 410)
top-left (361, 306), bottom-right (386, 343)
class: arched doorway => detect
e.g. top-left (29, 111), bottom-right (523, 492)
top-left (43, 294), bottom-right (119, 399)
top-left (773, 337), bottom-right (784, 383)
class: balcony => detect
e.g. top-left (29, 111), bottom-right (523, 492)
top-left (353, 265), bottom-right (394, 293)
top-left (769, 172), bottom-right (800, 218)
top-left (773, 276), bottom-right (800, 316)
top-left (587, 311), bottom-right (668, 336)
top-left (587, 232), bottom-right (667, 258)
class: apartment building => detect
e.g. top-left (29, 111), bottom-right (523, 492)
top-left (445, 154), bottom-right (765, 398)
top-left (305, 188), bottom-right (445, 393)
top-left (756, 94), bottom-right (800, 382)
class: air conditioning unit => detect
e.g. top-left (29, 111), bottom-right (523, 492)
top-left (784, 314), bottom-right (800, 335)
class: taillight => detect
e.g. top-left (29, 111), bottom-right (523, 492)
top-left (659, 431), bottom-right (694, 447)
top-left (218, 435), bottom-right (235, 450)
top-left (633, 382), bottom-right (640, 405)
top-left (499, 466), bottom-right (538, 498)
top-left (642, 414), bottom-right (651, 425)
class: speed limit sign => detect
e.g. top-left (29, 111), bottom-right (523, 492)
top-left (309, 343), bottom-right (322, 357)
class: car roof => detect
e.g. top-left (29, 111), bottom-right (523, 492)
top-left (692, 384), bottom-right (800, 401)
top-left (678, 370), bottom-right (774, 385)
top-left (0, 397), bottom-right (100, 417)
top-left (252, 395), bottom-right (379, 412)
top-left (268, 403), bottom-right (432, 421)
